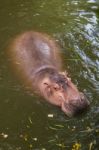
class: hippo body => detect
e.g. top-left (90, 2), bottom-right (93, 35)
top-left (9, 31), bottom-right (89, 117)
top-left (10, 32), bottom-right (61, 88)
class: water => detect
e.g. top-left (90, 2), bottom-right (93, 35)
top-left (0, 0), bottom-right (99, 149)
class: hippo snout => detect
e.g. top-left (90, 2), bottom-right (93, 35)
top-left (69, 92), bottom-right (90, 109)
top-left (62, 93), bottom-right (90, 117)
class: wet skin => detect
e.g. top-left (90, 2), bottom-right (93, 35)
top-left (8, 31), bottom-right (90, 117)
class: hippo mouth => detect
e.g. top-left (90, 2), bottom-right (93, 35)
top-left (62, 100), bottom-right (89, 117)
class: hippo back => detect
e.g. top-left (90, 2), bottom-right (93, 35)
top-left (8, 31), bottom-right (61, 87)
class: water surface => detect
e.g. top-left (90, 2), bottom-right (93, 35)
top-left (0, 0), bottom-right (99, 149)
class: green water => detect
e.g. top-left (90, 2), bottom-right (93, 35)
top-left (0, 0), bottom-right (99, 149)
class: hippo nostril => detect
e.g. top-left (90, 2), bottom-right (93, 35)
top-left (79, 97), bottom-right (90, 109)
top-left (79, 93), bottom-right (90, 105)
top-left (80, 98), bottom-right (84, 103)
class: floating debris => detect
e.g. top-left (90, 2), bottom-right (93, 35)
top-left (48, 139), bottom-right (56, 143)
top-left (89, 140), bottom-right (96, 150)
top-left (48, 114), bottom-right (54, 118)
top-left (89, 142), bottom-right (93, 150)
top-left (72, 126), bottom-right (76, 131)
top-left (1, 133), bottom-right (8, 139)
top-left (72, 142), bottom-right (81, 150)
top-left (26, 125), bottom-right (30, 128)
top-left (55, 124), bottom-right (64, 128)
top-left (56, 143), bottom-right (66, 148)
top-left (49, 126), bottom-right (58, 131)
top-left (49, 124), bottom-right (64, 131)
top-left (24, 136), bottom-right (28, 141)
top-left (95, 129), bottom-right (99, 133)
top-left (80, 126), bottom-right (94, 133)
top-left (28, 117), bottom-right (33, 124)
top-left (20, 134), bottom-right (28, 141)
top-left (29, 144), bottom-right (33, 148)
top-left (32, 137), bottom-right (37, 141)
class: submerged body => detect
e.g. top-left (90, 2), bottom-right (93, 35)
top-left (8, 31), bottom-right (89, 117)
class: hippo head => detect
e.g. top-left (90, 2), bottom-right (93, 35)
top-left (40, 71), bottom-right (90, 117)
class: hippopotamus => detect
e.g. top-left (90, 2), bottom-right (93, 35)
top-left (8, 31), bottom-right (89, 117)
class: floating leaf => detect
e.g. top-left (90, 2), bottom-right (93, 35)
top-left (89, 142), bottom-right (93, 150)
top-left (80, 126), bottom-right (94, 133)
top-left (89, 140), bottom-right (96, 150)
top-left (48, 139), bottom-right (56, 143)
top-left (55, 124), bottom-right (64, 128)
top-left (49, 126), bottom-right (58, 130)
top-left (72, 142), bottom-right (81, 150)
top-left (28, 117), bottom-right (33, 124)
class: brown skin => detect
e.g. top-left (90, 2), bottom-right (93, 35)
top-left (8, 31), bottom-right (90, 117)
top-left (38, 70), bottom-right (89, 117)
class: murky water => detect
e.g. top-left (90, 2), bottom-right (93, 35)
top-left (0, 0), bottom-right (99, 149)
